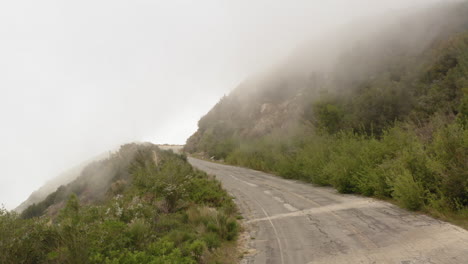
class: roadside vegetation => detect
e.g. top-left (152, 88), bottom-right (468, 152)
top-left (185, 6), bottom-right (468, 229)
top-left (0, 143), bottom-right (240, 263)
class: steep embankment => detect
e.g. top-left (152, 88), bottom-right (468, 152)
top-left (1, 143), bottom-right (240, 263)
top-left (185, 2), bottom-right (468, 226)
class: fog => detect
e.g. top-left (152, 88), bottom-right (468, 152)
top-left (0, 0), bottom-right (446, 209)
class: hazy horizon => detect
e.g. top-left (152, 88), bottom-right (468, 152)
top-left (1, 0), bottom-right (444, 209)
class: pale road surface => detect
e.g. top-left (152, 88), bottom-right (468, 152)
top-left (188, 157), bottom-right (468, 264)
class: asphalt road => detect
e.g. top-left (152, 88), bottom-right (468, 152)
top-left (188, 157), bottom-right (468, 264)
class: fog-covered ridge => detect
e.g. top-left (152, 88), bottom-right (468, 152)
top-left (185, 1), bottom-right (468, 224)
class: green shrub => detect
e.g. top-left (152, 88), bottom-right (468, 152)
top-left (389, 164), bottom-right (426, 210)
top-left (430, 123), bottom-right (468, 208)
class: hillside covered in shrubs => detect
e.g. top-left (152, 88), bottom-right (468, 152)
top-left (185, 2), bottom-right (468, 226)
top-left (1, 143), bottom-right (239, 263)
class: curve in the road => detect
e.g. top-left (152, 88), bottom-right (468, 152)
top-left (189, 157), bottom-right (468, 264)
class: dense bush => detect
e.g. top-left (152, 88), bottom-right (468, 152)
top-left (223, 122), bottom-right (467, 215)
top-left (0, 144), bottom-right (239, 264)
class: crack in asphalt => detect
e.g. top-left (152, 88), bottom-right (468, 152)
top-left (246, 200), bottom-right (385, 224)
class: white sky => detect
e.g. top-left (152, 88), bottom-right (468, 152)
top-left (0, 0), bottom-right (442, 209)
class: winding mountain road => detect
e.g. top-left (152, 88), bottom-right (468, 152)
top-left (188, 157), bottom-right (468, 264)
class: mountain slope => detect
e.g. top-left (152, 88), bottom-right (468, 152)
top-left (188, 2), bottom-right (468, 148)
top-left (185, 2), bottom-right (468, 225)
top-left (14, 151), bottom-right (110, 213)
